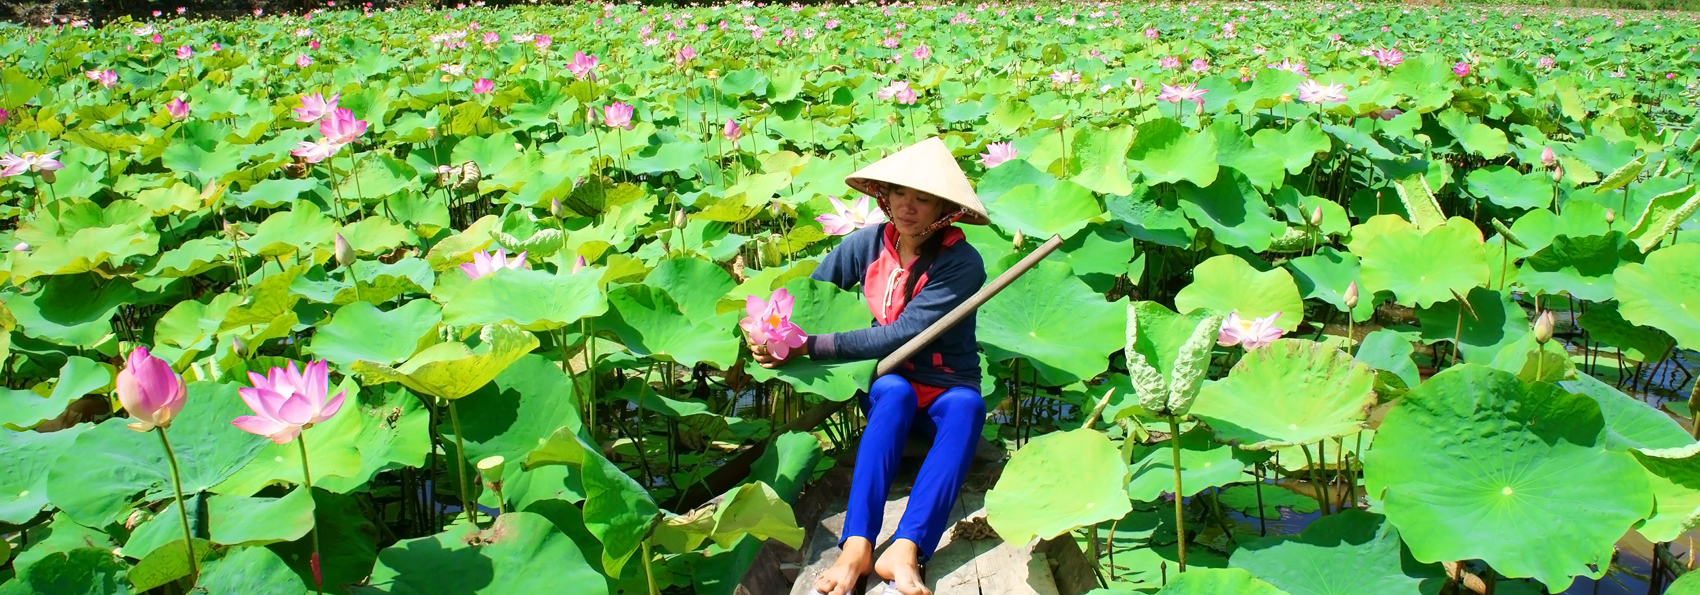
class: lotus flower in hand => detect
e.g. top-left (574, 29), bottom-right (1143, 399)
top-left (233, 360), bottom-right (346, 444)
top-left (741, 288), bottom-right (808, 361)
top-left (1217, 311), bottom-right (1286, 350)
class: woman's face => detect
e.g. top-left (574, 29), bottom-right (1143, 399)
top-left (885, 185), bottom-right (948, 238)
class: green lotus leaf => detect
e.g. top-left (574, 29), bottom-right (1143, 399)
top-left (1211, 119), bottom-right (1285, 191)
top-left (3, 275), bottom-right (136, 348)
top-left (424, 215), bottom-right (500, 271)
top-left (1597, 154), bottom-right (1646, 192)
top-left (1251, 120), bottom-right (1332, 175)
top-left (1218, 484), bottom-right (1319, 520)
top-left (1625, 182), bottom-right (1699, 253)
top-left (1576, 301), bottom-right (1675, 363)
top-left (307, 300), bottom-right (442, 368)
top-left (267, 489), bottom-right (380, 594)
top-left (1128, 117), bottom-right (1219, 187)
top-left (240, 201), bottom-right (337, 258)
top-left (1466, 166), bottom-right (1553, 211)
top-left (1364, 364), bottom-right (1651, 590)
top-left (1413, 287), bottom-right (1529, 364)
top-left (2, 546), bottom-right (130, 595)
top-left (977, 158), bottom-right (1057, 205)
top-left (1068, 125), bottom-right (1135, 196)
top-left (644, 257), bottom-right (737, 324)
top-left (195, 546), bottom-right (304, 594)
top-left (1155, 567), bottom-right (1291, 595)
top-left (134, 182), bottom-right (204, 217)
top-left (1192, 340), bottom-right (1377, 449)
top-left (1284, 248), bottom-right (1375, 322)
top-left (146, 236), bottom-right (234, 278)
top-left (214, 381), bottom-right (429, 496)
top-left (986, 428), bottom-right (1132, 545)
top-left (0, 423), bottom-right (89, 523)
top-left (1627, 443), bottom-right (1700, 543)
top-left (1175, 170), bottom-right (1288, 252)
top-left (1229, 509), bottom-right (1446, 595)
top-left (1271, 187), bottom-right (1350, 238)
top-left (1355, 329), bottom-right (1421, 390)
top-left (1517, 232), bottom-right (1642, 302)
top-left (208, 489), bottom-right (318, 547)
top-left (221, 266), bottom-right (306, 330)
top-left (1349, 215), bottom-right (1488, 309)
top-left (229, 178), bottom-right (319, 209)
top-left (442, 267), bottom-right (607, 332)
top-left (599, 283), bottom-right (739, 368)
top-left (1613, 243), bottom-right (1700, 350)
top-left (366, 511), bottom-right (607, 595)
top-left (336, 154), bottom-right (420, 203)
top-left (352, 323), bottom-right (539, 400)
top-left (1391, 175), bottom-right (1447, 232)
top-left (979, 259), bottom-right (1127, 386)
top-left (1388, 54), bottom-right (1459, 111)
top-left (441, 355), bottom-right (587, 511)
top-left (987, 180), bottom-right (1105, 240)
top-left (582, 435), bottom-right (660, 577)
top-left (1175, 254), bottom-right (1305, 332)
top-left (1124, 301), bottom-right (1221, 417)
top-left (1126, 428), bottom-right (1268, 501)
top-left (0, 355), bottom-right (109, 431)
top-left (745, 277), bottom-right (877, 402)
top-left (45, 382), bottom-right (271, 527)
top-left (708, 481), bottom-right (804, 550)
top-left (1507, 202), bottom-right (1611, 258)
top-left (1437, 109), bottom-right (1508, 159)
top-left (337, 217), bottom-right (416, 255)
top-left (1559, 373), bottom-right (1691, 452)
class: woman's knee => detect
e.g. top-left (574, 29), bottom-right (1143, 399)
top-left (931, 388), bottom-right (986, 420)
top-left (869, 375), bottom-right (917, 409)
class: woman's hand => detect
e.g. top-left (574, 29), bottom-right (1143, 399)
top-left (745, 330), bottom-right (808, 369)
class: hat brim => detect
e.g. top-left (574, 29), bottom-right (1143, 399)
top-left (843, 137), bottom-right (991, 226)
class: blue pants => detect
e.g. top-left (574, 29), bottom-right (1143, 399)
top-left (840, 374), bottom-right (986, 563)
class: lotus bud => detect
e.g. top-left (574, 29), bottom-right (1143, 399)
top-left (39, 170), bottom-right (54, 184)
top-left (334, 233), bottom-right (354, 266)
top-left (550, 197), bottom-right (566, 219)
top-left (426, 127), bottom-right (438, 139)
top-left (1308, 206), bottom-right (1323, 227)
top-left (125, 509), bottom-right (149, 530)
top-left (439, 74), bottom-right (453, 83)
top-left (1540, 146), bottom-right (1557, 168)
top-left (1195, 102), bottom-right (1204, 116)
top-left (571, 255), bottom-right (587, 274)
top-left (1533, 310), bottom-right (1555, 345)
top-left (672, 208), bottom-right (688, 229)
top-left (1013, 229), bottom-right (1025, 250)
top-left (514, 142), bottom-right (524, 152)
top-left (12, 242), bottom-right (26, 252)
top-left (1604, 208), bottom-right (1615, 224)
top-left (1552, 165), bottom-right (1563, 184)
top-left (232, 337), bottom-right (247, 358)
top-left (435, 164), bottom-right (457, 187)
top-left (1344, 281), bottom-right (1359, 309)
top-left (1279, 93), bottom-right (1294, 103)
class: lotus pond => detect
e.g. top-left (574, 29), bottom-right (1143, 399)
top-left (3, 1), bottom-right (1700, 594)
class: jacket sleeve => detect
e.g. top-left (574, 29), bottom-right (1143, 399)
top-left (807, 225), bottom-right (876, 291)
top-left (807, 248), bottom-right (985, 361)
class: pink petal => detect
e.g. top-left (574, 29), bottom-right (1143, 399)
top-left (508, 251), bottom-right (529, 270)
top-left (267, 425), bottom-right (303, 445)
top-left (744, 295), bottom-right (769, 319)
top-left (770, 289), bottom-right (793, 319)
top-left (827, 196), bottom-right (850, 216)
top-left (303, 360), bottom-right (329, 407)
top-left (232, 415), bottom-right (289, 439)
top-left (460, 262), bottom-right (484, 280)
top-left (276, 392), bottom-right (317, 426)
top-left (816, 213), bottom-right (852, 236)
top-left (314, 390), bottom-right (346, 424)
top-left (116, 369), bottom-right (148, 424)
top-left (238, 386), bottom-right (287, 421)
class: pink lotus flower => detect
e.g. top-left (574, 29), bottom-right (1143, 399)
top-left (1266, 58), bottom-right (1310, 77)
top-left (291, 138), bottom-right (342, 163)
top-left (309, 39), bottom-right (320, 50)
top-left (320, 108), bottom-right (368, 145)
top-left (232, 360), bottom-right (346, 444)
top-left (1145, 27), bottom-right (1159, 39)
top-left (209, 42), bottom-right (221, 53)
top-left (294, 93), bottom-right (339, 122)
top-left (1189, 58), bottom-right (1209, 73)
top-left (740, 289), bottom-right (808, 360)
top-left (1159, 56), bottom-right (1180, 70)
top-left (1373, 48), bottom-right (1403, 68)
top-left (168, 97), bottom-right (189, 120)
top-left (1156, 83), bottom-right (1207, 104)
top-left (86, 69), bottom-right (118, 88)
top-left (912, 44), bottom-right (930, 61)
top-left (674, 45), bottom-right (696, 67)
top-left (150, 33), bottom-right (163, 44)
top-left (1050, 70), bottom-right (1080, 84)
top-left (568, 51), bottom-right (598, 78)
top-left (602, 102), bottom-right (634, 130)
top-left (877, 81), bottom-right (918, 105)
top-left (1541, 147), bottom-right (1557, 168)
top-left (815, 195), bottom-right (887, 236)
top-left (175, 45), bottom-right (192, 59)
top-left (723, 119), bottom-right (742, 142)
top-left (571, 255), bottom-right (588, 274)
top-left (1296, 79), bottom-right (1348, 104)
top-left (472, 78), bottom-right (494, 94)
top-left (460, 248), bottom-right (529, 280)
top-left (483, 32), bottom-right (499, 44)
top-left (116, 346), bottom-right (188, 432)
top-left (534, 34), bottom-right (552, 50)
top-left (1537, 56), bottom-right (1555, 69)
top-left (0, 150), bottom-right (65, 177)
top-left (296, 54), bottom-right (313, 68)
top-left (1453, 62), bottom-right (1470, 77)
top-left (980, 142), bottom-right (1017, 168)
top-left (1217, 311), bottom-right (1285, 350)
top-left (1376, 108), bottom-right (1403, 121)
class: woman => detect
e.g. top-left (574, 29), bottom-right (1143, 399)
top-left (748, 137), bottom-right (990, 595)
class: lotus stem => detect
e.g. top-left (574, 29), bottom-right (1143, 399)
top-left (297, 434), bottom-right (324, 595)
top-left (1167, 414), bottom-right (1187, 573)
top-left (1687, 373), bottom-right (1700, 439)
top-left (1254, 462), bottom-right (1266, 536)
top-left (642, 541), bottom-right (660, 595)
top-left (446, 400), bottom-right (476, 527)
top-left (154, 428), bottom-right (199, 587)
top-left (1300, 443), bottom-right (1329, 515)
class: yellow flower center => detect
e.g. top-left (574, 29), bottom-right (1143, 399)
top-left (766, 314), bottom-right (782, 328)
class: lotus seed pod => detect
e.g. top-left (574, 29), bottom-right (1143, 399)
top-left (1533, 310), bottom-right (1555, 345)
top-left (439, 74), bottom-right (453, 83)
top-left (1308, 206), bottom-right (1324, 227)
top-left (426, 127), bottom-right (438, 139)
top-left (1540, 146), bottom-right (1557, 168)
top-left (1604, 208), bottom-right (1615, 224)
top-left (672, 208), bottom-right (688, 229)
top-left (477, 455), bottom-right (506, 479)
top-left (550, 197), bottom-right (566, 219)
top-left (456, 161), bottom-right (482, 190)
top-left (1013, 229), bottom-right (1025, 250)
top-left (1344, 281), bottom-right (1360, 309)
top-left (335, 233), bottom-right (354, 266)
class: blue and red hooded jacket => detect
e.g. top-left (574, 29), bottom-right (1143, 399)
top-left (804, 222), bottom-right (986, 406)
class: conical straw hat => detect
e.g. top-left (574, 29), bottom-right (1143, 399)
top-left (845, 136), bottom-right (990, 225)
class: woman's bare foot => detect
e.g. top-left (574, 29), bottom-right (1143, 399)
top-left (815, 536), bottom-right (873, 595)
top-left (873, 539), bottom-right (931, 595)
